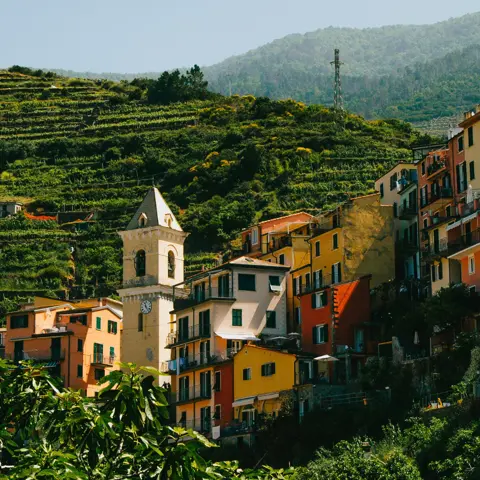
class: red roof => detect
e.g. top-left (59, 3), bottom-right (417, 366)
top-left (25, 212), bottom-right (56, 221)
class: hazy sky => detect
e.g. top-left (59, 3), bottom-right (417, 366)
top-left (1, 0), bottom-right (479, 72)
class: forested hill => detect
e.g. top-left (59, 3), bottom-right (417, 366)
top-left (0, 67), bottom-right (434, 310)
top-left (204, 13), bottom-right (480, 125)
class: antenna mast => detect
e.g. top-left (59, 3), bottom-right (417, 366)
top-left (330, 49), bottom-right (344, 110)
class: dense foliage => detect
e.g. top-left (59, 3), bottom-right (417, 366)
top-left (0, 361), bottom-right (294, 479)
top-left (0, 68), bottom-right (435, 314)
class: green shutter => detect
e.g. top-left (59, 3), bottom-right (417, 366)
top-left (324, 325), bottom-right (329, 343)
top-left (271, 363), bottom-right (276, 375)
top-left (110, 347), bottom-right (115, 359)
top-left (322, 292), bottom-right (328, 306)
top-left (311, 294), bottom-right (316, 309)
top-left (312, 327), bottom-right (317, 344)
top-left (96, 317), bottom-right (101, 330)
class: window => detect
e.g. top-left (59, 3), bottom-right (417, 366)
top-left (232, 309), bottom-right (242, 326)
top-left (243, 367), bottom-right (251, 380)
top-left (312, 324), bottom-right (329, 344)
top-left (278, 254), bottom-right (285, 265)
top-left (94, 369), bottom-right (105, 381)
top-left (96, 317), bottom-right (101, 330)
top-left (238, 273), bottom-right (256, 291)
top-left (379, 183), bottom-right (384, 198)
top-left (305, 273), bottom-right (311, 290)
top-left (438, 261), bottom-right (443, 280)
top-left (77, 339), bottom-right (83, 352)
top-left (138, 313), bottom-right (143, 332)
top-left (470, 161), bottom-right (476, 180)
top-left (315, 241), bottom-right (320, 257)
top-left (421, 161), bottom-right (426, 176)
top-left (293, 276), bottom-right (301, 295)
top-left (77, 365), bottom-right (83, 378)
top-left (469, 255), bottom-right (476, 275)
top-left (445, 205), bottom-right (451, 218)
top-left (420, 186), bottom-right (427, 207)
top-left (251, 227), bottom-right (259, 245)
top-left (108, 320), bottom-right (118, 334)
top-left (135, 250), bottom-right (146, 277)
top-left (199, 309), bottom-right (210, 335)
top-left (261, 362), bottom-right (276, 376)
top-left (431, 264), bottom-right (436, 282)
top-left (423, 218), bottom-right (428, 229)
top-left (215, 404), bottom-right (222, 420)
top-left (168, 251), bottom-right (175, 279)
top-left (214, 371), bottom-right (221, 392)
top-left (266, 310), bottom-right (276, 328)
top-left (179, 376), bottom-right (189, 401)
top-left (458, 136), bottom-right (464, 152)
top-left (332, 233), bottom-right (339, 250)
top-left (109, 346), bottom-right (115, 362)
top-left (311, 291), bottom-right (328, 309)
top-left (389, 172), bottom-right (397, 191)
top-left (332, 262), bottom-right (342, 284)
top-left (269, 275), bottom-right (281, 293)
top-left (200, 371), bottom-right (211, 397)
top-left (294, 307), bottom-right (301, 325)
top-left (138, 213), bottom-right (148, 227)
top-left (71, 314), bottom-right (87, 326)
top-left (93, 343), bottom-right (103, 363)
top-left (10, 314), bottom-right (28, 329)
top-left (393, 202), bottom-right (398, 218)
top-left (468, 127), bottom-right (474, 147)
top-left (178, 316), bottom-right (188, 340)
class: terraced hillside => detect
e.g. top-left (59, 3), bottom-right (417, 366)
top-left (0, 69), bottom-right (435, 317)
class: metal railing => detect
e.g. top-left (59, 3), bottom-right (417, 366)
top-left (7, 349), bottom-right (66, 362)
top-left (422, 238), bottom-right (449, 256)
top-left (177, 418), bottom-right (212, 433)
top-left (448, 229), bottom-right (480, 255)
top-left (221, 421), bottom-right (257, 437)
top-left (170, 385), bottom-right (212, 404)
top-left (426, 159), bottom-right (448, 178)
top-left (420, 188), bottom-right (453, 208)
top-left (161, 349), bottom-right (235, 374)
top-left (296, 273), bottom-right (340, 295)
top-left (166, 323), bottom-right (211, 347)
top-left (396, 238), bottom-right (418, 253)
top-left (263, 235), bottom-right (292, 254)
top-left (312, 218), bottom-right (342, 236)
top-left (90, 354), bottom-right (116, 366)
top-left (173, 287), bottom-right (234, 311)
top-left (398, 204), bottom-right (418, 218)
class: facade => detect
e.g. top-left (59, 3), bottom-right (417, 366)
top-left (0, 327), bottom-right (5, 358)
top-left (166, 257), bottom-right (289, 437)
top-left (375, 162), bottom-right (419, 280)
top-left (117, 188), bottom-right (188, 382)
top-left (299, 276), bottom-right (374, 384)
top-left (4, 296), bottom-right (122, 396)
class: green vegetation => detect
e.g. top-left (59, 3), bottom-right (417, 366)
top-left (0, 67), bottom-right (435, 314)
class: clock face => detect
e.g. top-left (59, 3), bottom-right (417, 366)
top-left (140, 300), bottom-right (152, 314)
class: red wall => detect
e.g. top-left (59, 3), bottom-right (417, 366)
top-left (300, 277), bottom-right (372, 356)
top-left (460, 251), bottom-right (480, 291)
top-left (213, 362), bottom-right (234, 427)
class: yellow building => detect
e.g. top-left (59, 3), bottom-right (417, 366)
top-left (226, 344), bottom-right (313, 446)
top-left (459, 106), bottom-right (480, 191)
top-left (117, 188), bottom-right (188, 382)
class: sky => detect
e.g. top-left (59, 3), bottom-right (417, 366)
top-left (1, 0), bottom-right (479, 73)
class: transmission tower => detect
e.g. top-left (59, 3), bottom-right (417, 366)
top-left (330, 49), bottom-right (344, 110)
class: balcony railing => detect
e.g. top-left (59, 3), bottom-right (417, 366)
top-left (426, 159), bottom-right (448, 179)
top-left (220, 420), bottom-right (257, 437)
top-left (398, 204), bottom-right (418, 219)
top-left (448, 229), bottom-right (480, 255)
top-left (90, 354), bottom-right (116, 366)
top-left (7, 349), bottom-right (65, 362)
top-left (312, 218), bottom-right (341, 237)
top-left (420, 188), bottom-right (453, 208)
top-left (422, 238), bottom-right (449, 257)
top-left (170, 385), bottom-right (212, 404)
top-left (396, 238), bottom-right (418, 254)
top-left (177, 418), bottom-right (212, 434)
top-left (296, 273), bottom-right (340, 295)
top-left (161, 349), bottom-right (236, 374)
top-left (173, 287), bottom-right (234, 311)
top-left (263, 235), bottom-right (292, 254)
top-left (166, 323), bottom-right (211, 347)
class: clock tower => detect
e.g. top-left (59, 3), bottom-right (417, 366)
top-left (117, 187), bottom-right (188, 381)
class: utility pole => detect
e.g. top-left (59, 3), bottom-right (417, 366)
top-left (330, 49), bottom-right (344, 111)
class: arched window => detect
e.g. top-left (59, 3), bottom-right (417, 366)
top-left (138, 213), bottom-right (148, 228)
top-left (135, 250), bottom-right (146, 277)
top-left (168, 251), bottom-right (175, 279)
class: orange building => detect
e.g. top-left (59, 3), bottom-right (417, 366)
top-left (4, 296), bottom-right (122, 396)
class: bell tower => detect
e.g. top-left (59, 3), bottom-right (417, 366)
top-left (118, 188), bottom-right (188, 378)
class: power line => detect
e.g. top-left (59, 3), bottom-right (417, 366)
top-left (330, 48), bottom-right (344, 111)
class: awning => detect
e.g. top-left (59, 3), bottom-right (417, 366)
top-left (216, 332), bottom-right (260, 341)
top-left (314, 355), bottom-right (339, 362)
top-left (232, 396), bottom-right (256, 407)
top-left (257, 392), bottom-right (279, 401)
top-left (462, 212), bottom-right (478, 224)
top-left (446, 220), bottom-right (462, 231)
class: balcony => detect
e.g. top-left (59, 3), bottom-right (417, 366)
top-left (220, 420), bottom-right (257, 437)
top-left (396, 239), bottom-right (419, 255)
top-left (177, 418), bottom-right (212, 434)
top-left (296, 273), bottom-right (343, 295)
top-left (398, 204), bottom-right (418, 220)
top-left (426, 159), bottom-right (448, 180)
top-left (161, 349), bottom-right (235, 374)
top-left (166, 323), bottom-right (211, 348)
top-left (312, 217), bottom-right (341, 237)
top-left (173, 286), bottom-right (234, 311)
top-left (263, 235), bottom-right (292, 254)
top-left (421, 238), bottom-right (449, 259)
top-left (90, 353), bottom-right (116, 367)
top-left (447, 229), bottom-right (480, 256)
top-left (7, 349), bottom-right (65, 362)
top-left (170, 385), bottom-right (212, 404)
top-left (420, 188), bottom-right (453, 208)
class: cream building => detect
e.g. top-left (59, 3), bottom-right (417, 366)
top-left (117, 188), bottom-right (188, 381)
